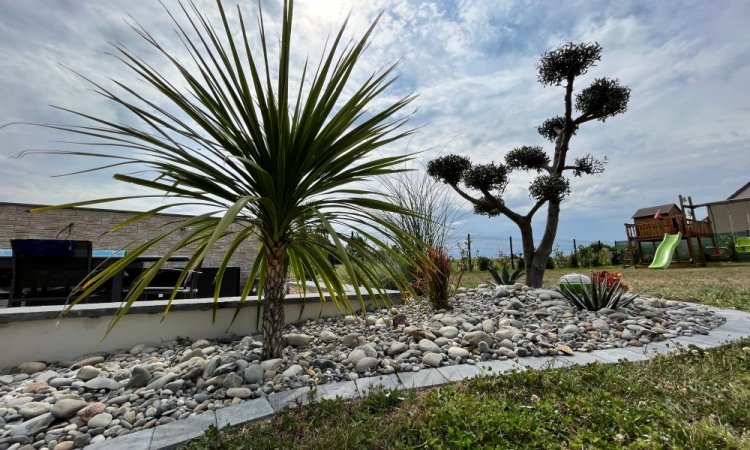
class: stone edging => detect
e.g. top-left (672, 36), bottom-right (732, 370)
top-left (85, 306), bottom-right (750, 450)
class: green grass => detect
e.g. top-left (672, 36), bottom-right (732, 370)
top-left (458, 263), bottom-right (750, 311)
top-left (186, 340), bottom-right (750, 449)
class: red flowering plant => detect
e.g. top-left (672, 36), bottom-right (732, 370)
top-left (592, 271), bottom-right (630, 291)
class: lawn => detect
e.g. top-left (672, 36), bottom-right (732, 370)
top-left (186, 340), bottom-right (750, 449)
top-left (183, 263), bottom-right (750, 450)
top-left (459, 263), bottom-right (750, 311)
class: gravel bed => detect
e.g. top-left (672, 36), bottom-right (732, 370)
top-left (0, 284), bottom-right (725, 449)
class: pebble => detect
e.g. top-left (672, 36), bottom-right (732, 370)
top-left (51, 399), bottom-right (87, 419)
top-left (76, 366), bottom-right (101, 381)
top-left (14, 361), bottom-right (47, 375)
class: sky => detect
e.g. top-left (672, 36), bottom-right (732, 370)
top-left (1, 0), bottom-right (749, 257)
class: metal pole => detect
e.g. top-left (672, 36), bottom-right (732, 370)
top-left (509, 236), bottom-right (515, 269)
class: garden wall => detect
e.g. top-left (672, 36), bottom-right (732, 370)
top-left (0, 292), bottom-right (400, 369)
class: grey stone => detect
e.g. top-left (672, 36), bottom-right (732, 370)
top-left (222, 372), bottom-right (244, 389)
top-left (51, 399), bottom-right (87, 419)
top-left (561, 324), bottom-right (580, 334)
top-left (342, 333), bottom-right (360, 349)
top-left (447, 347), bottom-right (470, 358)
top-left (418, 339), bottom-right (440, 353)
top-left (70, 356), bottom-right (105, 370)
top-left (284, 333), bottom-right (314, 347)
top-left (73, 434), bottom-right (91, 448)
top-left (388, 342), bottom-right (408, 356)
top-left (312, 359), bottom-right (336, 371)
top-left (478, 341), bottom-right (490, 354)
top-left (0, 374), bottom-right (13, 385)
top-left (438, 326), bottom-right (459, 339)
top-left (128, 343), bottom-right (148, 355)
top-left (281, 365), bottom-right (304, 378)
top-left (145, 373), bottom-right (177, 391)
top-left (592, 319), bottom-right (609, 331)
top-left (88, 412), bottom-right (113, 428)
top-left (355, 357), bottom-right (379, 373)
top-left (319, 330), bottom-right (338, 343)
top-left (204, 357), bottom-right (221, 378)
top-left (34, 370), bottom-right (59, 383)
top-left (215, 398), bottom-right (274, 428)
top-left (84, 377), bottom-right (120, 391)
top-left (126, 366), bottom-right (151, 388)
top-left (260, 358), bottom-right (283, 371)
top-left (10, 412), bottom-right (54, 437)
top-left (243, 365), bottom-right (263, 384)
top-left (18, 402), bottom-right (50, 419)
top-left (14, 361), bottom-right (46, 375)
top-left (481, 319), bottom-right (496, 334)
top-left (49, 377), bottom-right (74, 389)
top-left (76, 366), bottom-right (101, 381)
top-left (163, 379), bottom-right (185, 392)
top-left (422, 352), bottom-right (442, 368)
top-left (464, 331), bottom-right (493, 347)
top-left (150, 411), bottom-right (217, 450)
top-left (226, 388), bottom-right (253, 399)
top-left (343, 315), bottom-right (358, 325)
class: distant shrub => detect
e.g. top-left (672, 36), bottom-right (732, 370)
top-left (476, 256), bottom-right (491, 271)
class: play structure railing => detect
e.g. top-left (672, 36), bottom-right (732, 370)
top-left (626, 219), bottom-right (713, 240)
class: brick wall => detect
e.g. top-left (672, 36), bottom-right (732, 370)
top-left (0, 202), bottom-right (258, 286)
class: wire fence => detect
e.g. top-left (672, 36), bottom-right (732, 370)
top-left (443, 234), bottom-right (621, 259)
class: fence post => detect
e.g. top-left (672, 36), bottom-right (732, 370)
top-left (572, 238), bottom-right (578, 267)
top-left (509, 236), bottom-right (515, 269)
top-left (466, 234), bottom-right (473, 272)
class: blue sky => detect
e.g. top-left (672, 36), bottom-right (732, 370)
top-left (1, 1), bottom-right (749, 256)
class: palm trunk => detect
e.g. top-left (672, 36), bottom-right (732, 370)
top-left (261, 243), bottom-right (287, 360)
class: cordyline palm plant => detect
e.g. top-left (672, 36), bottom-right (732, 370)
top-left (27, 0), bottom-right (422, 359)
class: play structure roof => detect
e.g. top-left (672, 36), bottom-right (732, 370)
top-left (728, 180), bottom-right (750, 200)
top-left (632, 203), bottom-right (681, 219)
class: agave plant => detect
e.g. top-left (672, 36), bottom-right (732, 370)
top-left (26, 0), bottom-right (421, 359)
top-left (487, 264), bottom-right (525, 285)
top-left (558, 278), bottom-right (639, 311)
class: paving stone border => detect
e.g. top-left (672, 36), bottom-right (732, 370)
top-left (84, 305), bottom-right (750, 450)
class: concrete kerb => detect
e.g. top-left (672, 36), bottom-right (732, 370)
top-left (85, 306), bottom-right (750, 450)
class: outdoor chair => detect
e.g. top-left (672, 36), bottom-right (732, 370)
top-left (9, 239), bottom-right (92, 307)
top-left (139, 265), bottom-right (202, 300)
top-left (736, 237), bottom-right (750, 254)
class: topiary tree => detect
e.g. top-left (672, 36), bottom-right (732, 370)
top-left (427, 42), bottom-right (630, 287)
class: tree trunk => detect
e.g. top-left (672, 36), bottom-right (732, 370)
top-left (261, 243), bottom-right (287, 360)
top-left (521, 201), bottom-right (562, 288)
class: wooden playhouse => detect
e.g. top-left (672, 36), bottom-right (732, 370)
top-left (623, 196), bottom-right (714, 267)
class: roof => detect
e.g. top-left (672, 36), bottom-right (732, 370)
top-left (631, 203), bottom-right (681, 219)
top-left (728, 180), bottom-right (750, 200)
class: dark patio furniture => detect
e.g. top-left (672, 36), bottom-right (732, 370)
top-left (9, 239), bottom-right (92, 307)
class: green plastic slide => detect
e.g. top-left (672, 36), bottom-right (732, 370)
top-left (648, 232), bottom-right (682, 269)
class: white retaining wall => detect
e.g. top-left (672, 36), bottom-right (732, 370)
top-left (0, 293), bottom-right (399, 369)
